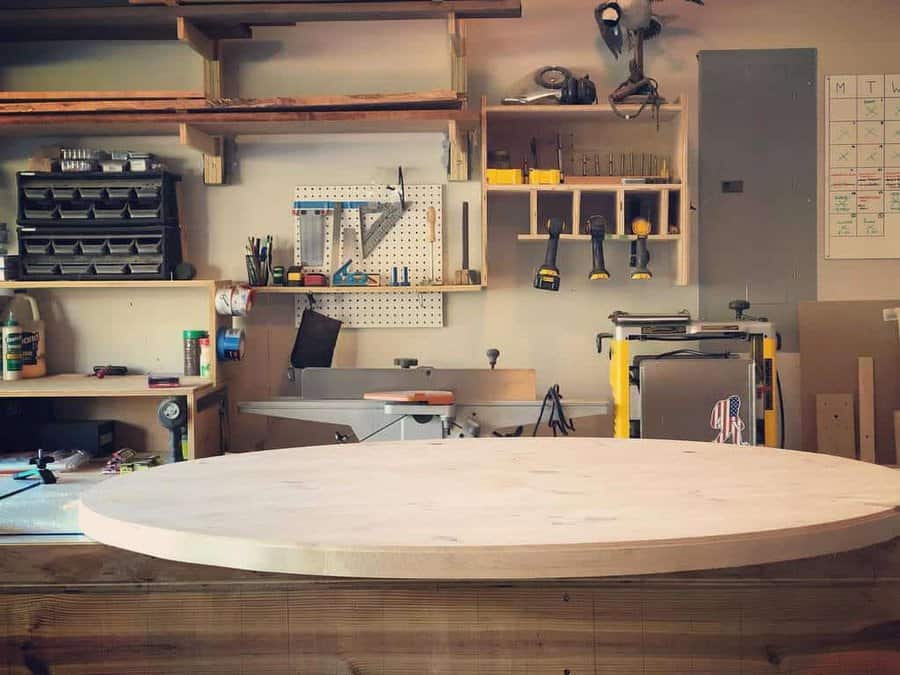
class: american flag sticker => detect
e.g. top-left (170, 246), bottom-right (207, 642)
top-left (710, 395), bottom-right (746, 445)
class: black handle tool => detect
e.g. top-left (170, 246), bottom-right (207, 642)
top-left (534, 217), bottom-right (564, 291)
top-left (588, 215), bottom-right (611, 280)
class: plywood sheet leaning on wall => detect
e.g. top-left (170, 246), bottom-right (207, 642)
top-left (895, 411), bottom-right (900, 462)
top-left (858, 356), bottom-right (876, 462)
top-left (800, 301), bottom-right (900, 463)
top-left (816, 394), bottom-right (856, 459)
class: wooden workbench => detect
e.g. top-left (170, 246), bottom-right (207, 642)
top-left (0, 375), bottom-right (225, 460)
top-left (2, 439), bottom-right (900, 673)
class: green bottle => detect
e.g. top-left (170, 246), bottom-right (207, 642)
top-left (3, 312), bottom-right (23, 381)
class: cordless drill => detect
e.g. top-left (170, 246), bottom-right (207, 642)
top-left (588, 215), bottom-right (610, 280)
top-left (534, 217), bottom-right (564, 291)
top-left (630, 217), bottom-right (653, 280)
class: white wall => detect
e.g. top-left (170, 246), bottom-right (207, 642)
top-left (2, 0), bottom-right (898, 413)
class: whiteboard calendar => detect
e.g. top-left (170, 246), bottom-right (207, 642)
top-left (825, 74), bottom-right (900, 259)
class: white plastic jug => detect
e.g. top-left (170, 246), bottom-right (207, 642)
top-left (1, 293), bottom-right (46, 378)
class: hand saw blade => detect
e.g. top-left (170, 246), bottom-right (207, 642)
top-left (361, 201), bottom-right (405, 259)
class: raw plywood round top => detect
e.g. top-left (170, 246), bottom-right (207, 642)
top-left (79, 438), bottom-right (900, 580)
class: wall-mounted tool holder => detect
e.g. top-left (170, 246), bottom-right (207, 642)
top-left (17, 226), bottom-right (182, 281)
top-left (482, 97), bottom-right (690, 285)
top-left (293, 184), bottom-right (445, 328)
top-left (16, 171), bottom-right (180, 228)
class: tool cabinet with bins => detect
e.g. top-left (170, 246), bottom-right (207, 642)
top-left (481, 98), bottom-right (691, 285)
top-left (16, 171), bottom-right (183, 280)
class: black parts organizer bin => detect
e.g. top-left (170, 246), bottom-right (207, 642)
top-left (16, 171), bottom-right (182, 280)
top-left (17, 171), bottom-right (180, 228)
top-left (17, 226), bottom-right (182, 281)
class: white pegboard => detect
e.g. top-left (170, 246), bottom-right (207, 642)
top-left (293, 184), bottom-right (444, 328)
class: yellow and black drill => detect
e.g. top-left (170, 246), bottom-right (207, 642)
top-left (534, 217), bottom-right (564, 291)
top-left (629, 217), bottom-right (652, 280)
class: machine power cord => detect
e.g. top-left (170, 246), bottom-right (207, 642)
top-left (358, 415), bottom-right (409, 442)
top-left (609, 77), bottom-right (662, 128)
top-left (533, 385), bottom-right (576, 437)
top-left (777, 371), bottom-right (785, 449)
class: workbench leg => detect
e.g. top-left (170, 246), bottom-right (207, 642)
top-left (186, 393), bottom-right (197, 461)
top-left (188, 387), bottom-right (228, 460)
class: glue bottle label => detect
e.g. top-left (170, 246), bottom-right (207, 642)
top-left (4, 333), bottom-right (22, 372)
top-left (21, 331), bottom-right (38, 366)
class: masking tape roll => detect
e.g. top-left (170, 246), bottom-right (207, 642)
top-left (214, 287), bottom-right (234, 316)
top-left (230, 284), bottom-right (254, 316)
top-left (215, 285), bottom-right (254, 317)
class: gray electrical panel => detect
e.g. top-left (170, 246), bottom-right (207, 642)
top-left (698, 49), bottom-right (818, 352)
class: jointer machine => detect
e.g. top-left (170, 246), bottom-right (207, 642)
top-left (597, 301), bottom-right (780, 446)
top-left (239, 352), bottom-right (609, 442)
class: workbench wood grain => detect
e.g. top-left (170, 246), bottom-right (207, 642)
top-left (2, 540), bottom-right (900, 674)
top-left (79, 438), bottom-right (900, 579)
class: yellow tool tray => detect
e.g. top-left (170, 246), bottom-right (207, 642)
top-left (529, 169), bottom-right (562, 185)
top-left (485, 168), bottom-right (524, 185)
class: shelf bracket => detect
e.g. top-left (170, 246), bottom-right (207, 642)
top-left (179, 123), bottom-right (225, 185)
top-left (177, 17), bottom-right (222, 99)
top-left (447, 119), bottom-right (469, 182)
top-left (448, 13), bottom-right (468, 102)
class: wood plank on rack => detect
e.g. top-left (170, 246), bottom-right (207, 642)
top-left (0, 2), bottom-right (522, 42)
top-left (0, 90), bottom-right (204, 101)
top-left (0, 90), bottom-right (464, 115)
top-left (0, 109), bottom-right (478, 137)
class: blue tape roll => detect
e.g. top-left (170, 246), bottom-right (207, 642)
top-left (216, 327), bottom-right (245, 362)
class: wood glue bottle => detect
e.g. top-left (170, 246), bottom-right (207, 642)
top-left (2, 313), bottom-right (23, 381)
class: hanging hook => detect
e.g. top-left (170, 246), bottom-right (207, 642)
top-left (387, 165), bottom-right (406, 211)
top-left (306, 292), bottom-right (316, 310)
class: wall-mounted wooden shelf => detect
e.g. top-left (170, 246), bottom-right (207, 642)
top-left (484, 103), bottom-right (683, 123)
top-left (254, 285), bottom-right (483, 295)
top-left (0, 2), bottom-right (522, 42)
top-left (0, 374), bottom-right (215, 400)
top-left (0, 280), bottom-right (221, 290)
top-left (0, 1), bottom-right (497, 183)
top-left (516, 234), bottom-right (680, 243)
top-left (0, 374), bottom-right (225, 460)
top-left (0, 109), bottom-right (479, 138)
top-left (0, 109), bottom-right (477, 185)
top-left (482, 97), bottom-right (691, 286)
top-left (487, 183), bottom-right (683, 193)
top-left (0, 279), bottom-right (228, 382)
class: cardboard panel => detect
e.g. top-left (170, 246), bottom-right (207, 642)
top-left (858, 357), bottom-right (876, 462)
top-left (895, 411), bottom-right (900, 461)
top-left (816, 394), bottom-right (856, 459)
top-left (800, 300), bottom-right (900, 463)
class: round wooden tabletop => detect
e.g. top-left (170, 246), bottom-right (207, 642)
top-left (79, 438), bottom-right (900, 579)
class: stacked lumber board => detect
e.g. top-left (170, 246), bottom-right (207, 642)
top-left (0, 90), bottom-right (465, 115)
top-left (0, 1), bottom-right (522, 41)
